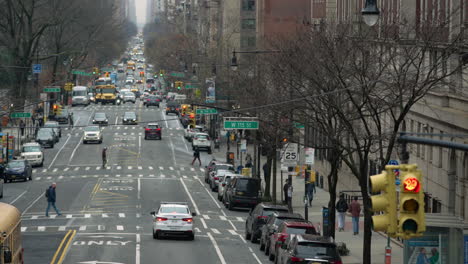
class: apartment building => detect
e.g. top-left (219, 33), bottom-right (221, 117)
top-left (310, 0), bottom-right (468, 221)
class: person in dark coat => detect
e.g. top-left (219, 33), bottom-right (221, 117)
top-left (336, 193), bottom-right (349, 231)
top-left (283, 180), bottom-right (289, 204)
top-left (263, 162), bottom-right (270, 179)
top-left (191, 147), bottom-right (201, 166)
top-left (45, 183), bottom-right (61, 217)
top-left (19, 120), bottom-right (25, 136)
top-left (306, 181), bottom-right (316, 207)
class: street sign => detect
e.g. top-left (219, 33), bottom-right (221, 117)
top-left (170, 72), bottom-right (185, 78)
top-left (282, 143), bottom-right (298, 166)
top-left (64, 82), bottom-right (73, 91)
top-left (196, 108), bottom-right (218, 115)
top-left (304, 148), bottom-right (315, 165)
top-left (224, 120), bottom-right (259, 130)
top-left (241, 139), bottom-right (247, 152)
top-left (10, 112), bottom-right (31, 118)
top-left (40, 93), bottom-right (47, 101)
top-left (44, 87), bottom-right (61, 93)
top-left (32, 64), bottom-right (42, 74)
top-left (72, 70), bottom-right (92, 76)
top-left (294, 122), bottom-right (305, 128)
top-left (185, 83), bottom-right (198, 89)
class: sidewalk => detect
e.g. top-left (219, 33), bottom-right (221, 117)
top-left (208, 139), bottom-right (404, 264)
top-left (1, 117), bottom-right (38, 154)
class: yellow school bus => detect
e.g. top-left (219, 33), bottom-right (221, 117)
top-left (95, 84), bottom-right (117, 105)
top-left (0, 203), bottom-right (23, 264)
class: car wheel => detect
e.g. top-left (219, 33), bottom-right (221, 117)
top-left (144, 135), bottom-right (147, 140)
top-left (99, 140), bottom-right (102, 144)
top-left (245, 228), bottom-right (251, 240)
top-left (83, 141), bottom-right (87, 144)
top-left (251, 232), bottom-right (258, 243)
top-left (188, 234), bottom-right (195, 241)
top-left (228, 200), bottom-right (234, 211)
top-left (29, 175), bottom-right (32, 181)
top-left (51, 143), bottom-right (54, 148)
top-left (152, 229), bottom-right (158, 239)
top-left (208, 148), bottom-right (212, 154)
top-left (265, 241), bottom-right (270, 255)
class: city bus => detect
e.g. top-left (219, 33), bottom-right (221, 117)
top-left (0, 203), bottom-right (23, 264)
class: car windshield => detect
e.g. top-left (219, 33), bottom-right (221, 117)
top-left (7, 161), bottom-right (25, 168)
top-left (124, 113), bottom-right (136, 118)
top-left (95, 113), bottom-right (106, 118)
top-left (286, 226), bottom-right (317, 235)
top-left (160, 207), bottom-right (189, 214)
top-left (72, 90), bottom-right (87, 96)
top-left (37, 130), bottom-right (52, 137)
top-left (216, 165), bottom-right (234, 171)
top-left (296, 243), bottom-right (339, 259)
top-left (262, 208), bottom-right (289, 217)
top-left (85, 126), bottom-right (100, 132)
top-left (194, 127), bottom-right (204, 132)
top-left (236, 178), bottom-right (260, 194)
top-left (125, 92), bottom-right (134, 96)
top-left (148, 125), bottom-right (159, 129)
top-left (22, 146), bottom-right (41, 152)
top-left (195, 134), bottom-right (209, 140)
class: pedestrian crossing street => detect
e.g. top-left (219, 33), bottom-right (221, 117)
top-left (33, 174), bottom-right (205, 182)
top-left (33, 166), bottom-right (204, 174)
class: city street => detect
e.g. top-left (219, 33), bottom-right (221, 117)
top-left (2, 101), bottom-right (267, 264)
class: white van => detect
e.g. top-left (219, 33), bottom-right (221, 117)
top-left (71, 86), bottom-right (90, 106)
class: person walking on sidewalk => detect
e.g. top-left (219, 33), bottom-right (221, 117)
top-left (19, 119), bottom-right (25, 136)
top-left (349, 196), bottom-right (361, 235)
top-left (31, 114), bottom-right (36, 126)
top-left (191, 147), bottom-right (201, 166)
top-left (287, 182), bottom-right (294, 213)
top-left (38, 117), bottom-right (43, 127)
top-left (306, 181), bottom-right (316, 207)
top-left (45, 183), bottom-right (61, 217)
top-left (336, 193), bottom-right (348, 232)
top-left (263, 162), bottom-right (270, 179)
top-left (283, 180), bottom-right (289, 204)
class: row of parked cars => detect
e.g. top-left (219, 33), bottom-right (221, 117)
top-left (204, 159), bottom-right (343, 264)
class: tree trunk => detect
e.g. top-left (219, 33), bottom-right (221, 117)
top-left (272, 148), bottom-right (277, 204)
top-left (359, 167), bottom-right (372, 264)
top-left (326, 162), bottom-right (339, 239)
top-left (263, 156), bottom-right (273, 200)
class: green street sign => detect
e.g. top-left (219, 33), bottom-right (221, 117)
top-left (224, 121), bottom-right (259, 130)
top-left (170, 72), bottom-right (185, 78)
top-left (44, 87), bottom-right (61, 93)
top-left (10, 112), bottom-right (31, 118)
top-left (294, 122), bottom-right (305, 128)
top-left (196, 108), bottom-right (218, 115)
top-left (72, 70), bottom-right (92, 76)
top-left (185, 84), bottom-right (198, 89)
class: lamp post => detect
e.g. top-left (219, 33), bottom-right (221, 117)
top-left (361, 0), bottom-right (380, 26)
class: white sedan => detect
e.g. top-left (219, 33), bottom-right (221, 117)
top-left (150, 202), bottom-right (196, 240)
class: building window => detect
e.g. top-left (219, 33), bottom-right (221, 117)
top-left (242, 0), bottom-right (255, 11)
top-left (242, 19), bottom-right (256, 30)
top-left (241, 36), bottom-right (256, 48)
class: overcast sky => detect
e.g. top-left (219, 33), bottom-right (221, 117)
top-left (135, 0), bottom-right (147, 25)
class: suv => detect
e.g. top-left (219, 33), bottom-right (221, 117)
top-left (192, 133), bottom-right (212, 153)
top-left (150, 202), bottom-right (197, 240)
top-left (260, 212), bottom-right (305, 253)
top-left (36, 128), bottom-right (57, 147)
top-left (224, 177), bottom-right (261, 210)
top-left (245, 203), bottom-right (289, 244)
top-left (92, 112), bottom-right (108, 126)
top-left (123, 112), bottom-right (138, 125)
top-left (165, 102), bottom-right (180, 115)
top-left (55, 109), bottom-right (70, 124)
top-left (20, 142), bottom-right (44, 167)
top-left (144, 123), bottom-right (162, 140)
top-left (83, 126), bottom-right (103, 144)
top-left (184, 125), bottom-right (205, 141)
top-left (145, 95), bottom-right (161, 107)
top-left (268, 221), bottom-right (318, 261)
top-left (276, 234), bottom-right (342, 264)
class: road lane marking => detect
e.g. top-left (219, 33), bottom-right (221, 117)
top-left (117, 225), bottom-right (124, 231)
top-left (48, 134), bottom-right (72, 169)
top-left (79, 226), bottom-right (86, 231)
top-left (119, 213), bottom-right (126, 218)
top-left (85, 167), bottom-right (90, 171)
top-left (59, 226), bottom-right (66, 231)
top-left (64, 168), bottom-right (70, 172)
top-left (159, 166), bottom-right (163, 170)
top-left (249, 247), bottom-right (263, 264)
top-left (22, 192), bottom-right (45, 216)
top-left (181, 136), bottom-right (189, 152)
top-left (50, 230), bottom-right (73, 264)
top-left (10, 190), bottom-right (27, 205)
top-left (138, 166), bottom-right (142, 170)
top-left (169, 136), bottom-right (177, 165)
top-left (149, 166), bottom-right (153, 170)
top-left (169, 167), bottom-right (174, 170)
top-left (179, 178), bottom-right (200, 215)
top-left (66, 214), bottom-right (73, 219)
top-left (236, 217), bottom-right (244, 221)
top-left (207, 232), bottom-right (227, 264)
top-left (136, 234), bottom-right (141, 264)
top-left (196, 178), bottom-right (221, 209)
top-left (74, 167), bottom-right (79, 171)
top-left (228, 229), bottom-right (237, 235)
top-left (202, 215), bottom-right (210, 220)
top-left (56, 230), bottom-right (77, 264)
top-left (53, 168), bottom-right (58, 172)
top-left (85, 214), bottom-right (91, 218)
top-left (200, 218), bottom-right (208, 229)
top-left (102, 213), bottom-right (109, 218)
top-left (21, 227), bottom-right (27, 232)
top-left (211, 228), bottom-right (220, 234)
top-left (38, 226), bottom-right (45, 231)
top-left (137, 178), bottom-right (141, 200)
top-left (68, 135), bottom-right (84, 164)
top-left (220, 216), bottom-right (227, 220)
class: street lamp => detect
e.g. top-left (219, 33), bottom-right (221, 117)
top-left (361, 0), bottom-right (380, 26)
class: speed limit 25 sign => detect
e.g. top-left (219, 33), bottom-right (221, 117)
top-left (282, 143), bottom-right (298, 166)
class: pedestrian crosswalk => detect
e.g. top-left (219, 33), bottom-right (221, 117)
top-left (33, 166), bottom-right (204, 174)
top-left (33, 173), bottom-right (203, 182)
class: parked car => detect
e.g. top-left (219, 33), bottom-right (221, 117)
top-left (224, 177), bottom-right (261, 210)
top-left (36, 128), bottom-right (58, 147)
top-left (205, 159), bottom-right (222, 182)
top-left (20, 142), bottom-right (44, 167)
top-left (55, 109), bottom-right (70, 124)
top-left (260, 212), bottom-right (305, 253)
top-left (192, 133), bottom-right (212, 153)
top-left (245, 203), bottom-right (289, 243)
top-left (268, 221), bottom-right (318, 261)
top-left (3, 159), bottom-right (33, 182)
top-left (209, 169), bottom-right (233, 192)
top-left (184, 125), bottom-right (205, 142)
top-left (144, 123), bottom-right (162, 140)
top-left (217, 174), bottom-right (242, 201)
top-left (207, 163), bottom-right (235, 184)
top-left (276, 234), bottom-right (342, 264)
top-left (44, 121), bottom-right (61, 138)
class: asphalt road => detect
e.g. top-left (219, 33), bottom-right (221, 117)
top-left (2, 99), bottom-right (268, 264)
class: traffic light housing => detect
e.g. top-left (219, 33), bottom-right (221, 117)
top-left (189, 112), bottom-right (196, 126)
top-left (369, 167), bottom-right (397, 235)
top-left (398, 164), bottom-right (425, 239)
top-left (159, 69), bottom-right (165, 77)
top-left (175, 81), bottom-right (183, 90)
top-left (92, 67), bottom-right (99, 75)
top-left (53, 104), bottom-right (62, 115)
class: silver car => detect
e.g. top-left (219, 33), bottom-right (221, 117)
top-left (217, 174), bottom-right (241, 201)
top-left (123, 92), bottom-right (136, 103)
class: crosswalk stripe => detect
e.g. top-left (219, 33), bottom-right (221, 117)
top-left (46, 177), bottom-right (52, 180)
top-left (58, 226), bottom-right (66, 231)
top-left (116, 225), bottom-right (124, 231)
top-left (169, 167), bottom-right (174, 170)
top-left (50, 215), bottom-right (56, 219)
top-left (31, 216), bottom-right (38, 219)
top-left (200, 168), bottom-right (205, 172)
top-left (58, 176), bottom-right (64, 179)
top-left (64, 168), bottom-right (69, 172)
top-left (228, 229), bottom-right (237, 235)
top-left (42, 169), bottom-right (47, 173)
top-left (236, 217), bottom-right (244, 221)
top-left (220, 216), bottom-right (227, 220)
top-left (79, 226), bottom-right (86, 231)
top-left (53, 168), bottom-right (58, 172)
top-left (138, 166), bottom-right (142, 170)
top-left (180, 167), bottom-right (185, 171)
top-left (127, 174), bottom-right (132, 178)
top-left (96, 166), bottom-right (101, 170)
top-left (74, 167), bottom-right (79, 171)
top-left (36, 177), bottom-right (41, 180)
top-left (190, 168), bottom-right (195, 171)
top-left (128, 166), bottom-right (133, 170)
top-left (138, 175), bottom-right (143, 178)
top-left (85, 214), bottom-right (91, 218)
top-left (136, 213), bottom-right (141, 218)
top-left (119, 213), bottom-right (125, 218)
top-left (33, 169), bottom-right (37, 173)
top-left (160, 175), bottom-right (165, 178)
top-left (102, 213), bottom-right (109, 218)
top-left (149, 166), bottom-right (153, 170)
top-left (38, 226), bottom-right (45, 231)
top-left (159, 166), bottom-right (164, 170)
top-left (183, 175), bottom-right (187, 179)
top-left (202, 215), bottom-right (210, 220)
top-left (117, 166), bottom-right (122, 170)
top-left (85, 167), bottom-right (90, 171)
top-left (66, 214), bottom-right (73, 219)
top-left (21, 227), bottom-right (27, 232)
top-left (211, 228), bottom-right (221, 234)
top-left (195, 227), bottom-right (201, 233)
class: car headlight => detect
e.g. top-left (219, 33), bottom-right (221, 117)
top-left (105, 119), bottom-right (108, 122)
top-left (93, 120), bottom-right (95, 122)
top-left (123, 119), bottom-right (127, 121)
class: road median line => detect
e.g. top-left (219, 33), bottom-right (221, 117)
top-left (57, 229), bottom-right (76, 264)
top-left (50, 229), bottom-right (75, 264)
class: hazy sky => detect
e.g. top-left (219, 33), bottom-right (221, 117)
top-left (135, 0), bottom-right (147, 25)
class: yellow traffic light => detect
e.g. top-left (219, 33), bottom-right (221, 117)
top-left (398, 164), bottom-right (425, 239)
top-left (189, 112), bottom-right (196, 126)
top-left (369, 168), bottom-right (397, 235)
